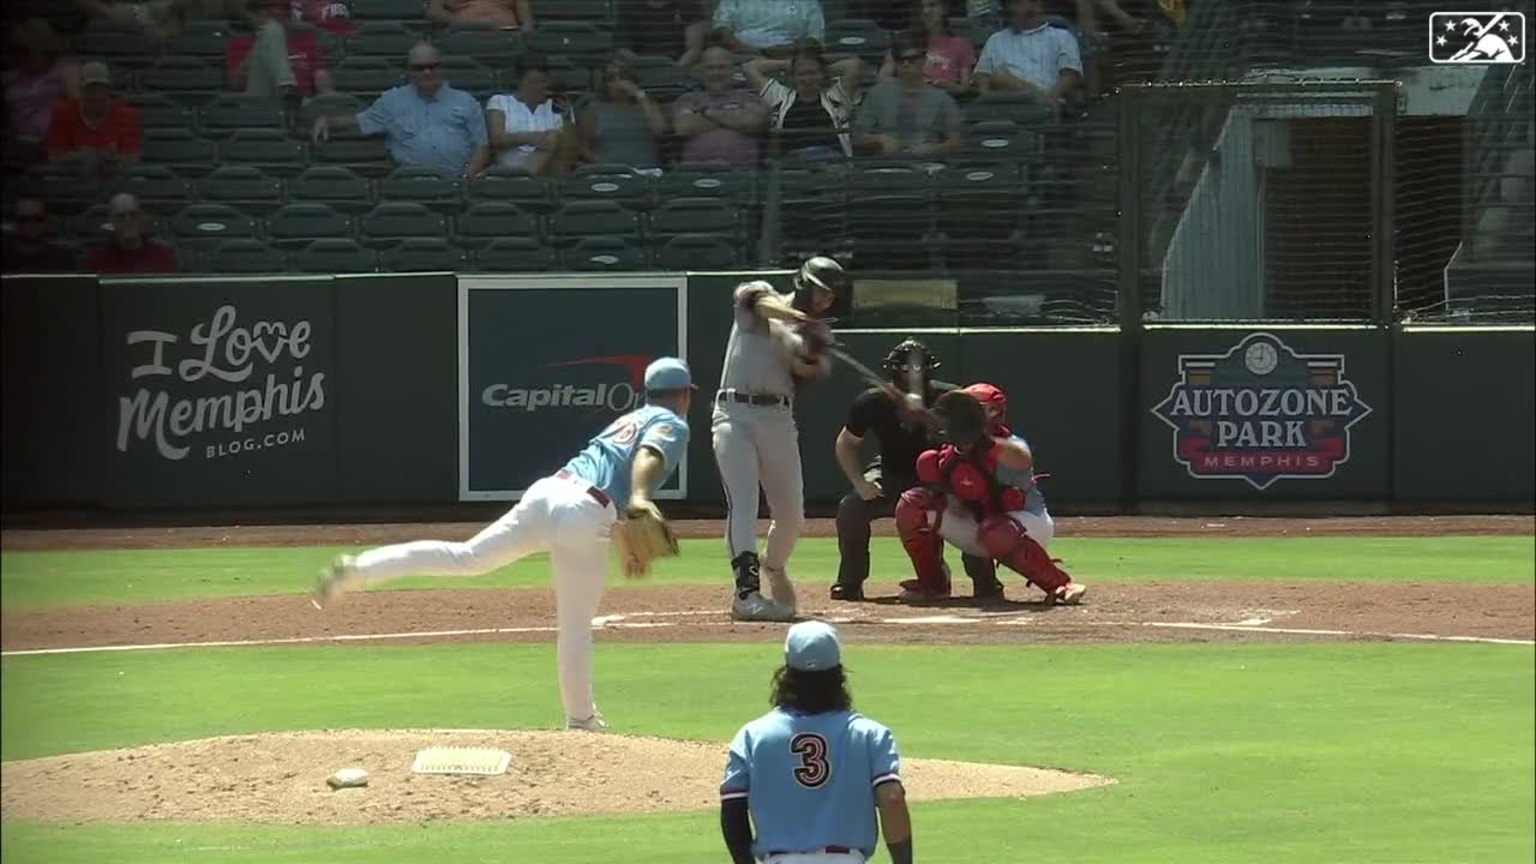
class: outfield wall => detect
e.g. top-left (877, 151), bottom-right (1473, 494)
top-left (3, 274), bottom-right (1532, 514)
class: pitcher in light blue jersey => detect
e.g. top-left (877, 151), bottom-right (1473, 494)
top-left (312, 358), bottom-right (695, 731)
top-left (720, 621), bottom-right (914, 864)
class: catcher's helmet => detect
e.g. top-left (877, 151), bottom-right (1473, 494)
top-left (793, 256), bottom-right (848, 313)
top-left (962, 382), bottom-right (1008, 426)
top-left (883, 338), bottom-right (940, 380)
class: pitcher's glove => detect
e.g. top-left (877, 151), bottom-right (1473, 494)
top-left (612, 500), bottom-right (680, 579)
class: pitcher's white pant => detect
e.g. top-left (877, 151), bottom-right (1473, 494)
top-left (937, 504), bottom-right (1056, 558)
top-left (711, 400), bottom-right (805, 570)
top-left (347, 473), bottom-right (614, 722)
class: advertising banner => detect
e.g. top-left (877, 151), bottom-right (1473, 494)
top-left (99, 277), bottom-right (340, 507)
top-left (459, 275), bottom-right (689, 502)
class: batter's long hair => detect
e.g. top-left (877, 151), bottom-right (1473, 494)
top-left (771, 665), bottom-right (854, 715)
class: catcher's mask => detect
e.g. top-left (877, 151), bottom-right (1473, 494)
top-left (884, 337), bottom-right (938, 397)
top-left (793, 256), bottom-right (847, 316)
top-left (932, 389), bottom-right (989, 450)
top-left (961, 382), bottom-right (1008, 429)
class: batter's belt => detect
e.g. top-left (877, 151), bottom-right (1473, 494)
top-left (716, 389), bottom-right (791, 408)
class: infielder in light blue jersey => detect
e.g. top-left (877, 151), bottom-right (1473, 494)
top-left (721, 621), bottom-right (914, 864)
top-left (312, 358), bottom-right (695, 731)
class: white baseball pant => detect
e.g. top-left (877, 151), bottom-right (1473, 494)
top-left (711, 400), bottom-right (805, 570)
top-left (938, 505), bottom-right (1056, 557)
top-left (343, 472), bottom-right (614, 722)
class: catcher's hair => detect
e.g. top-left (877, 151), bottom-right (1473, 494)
top-left (771, 665), bottom-right (853, 715)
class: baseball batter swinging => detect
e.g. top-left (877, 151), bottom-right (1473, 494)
top-left (895, 383), bottom-right (1087, 605)
top-left (311, 357), bottom-right (696, 731)
top-left (713, 257), bottom-right (846, 622)
top-left (831, 338), bottom-right (1003, 602)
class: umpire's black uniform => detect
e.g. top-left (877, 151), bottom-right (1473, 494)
top-left (831, 379), bottom-right (1002, 600)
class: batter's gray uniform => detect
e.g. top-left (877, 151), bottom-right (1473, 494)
top-left (713, 280), bottom-right (832, 621)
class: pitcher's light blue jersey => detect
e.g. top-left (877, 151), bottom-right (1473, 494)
top-left (995, 433), bottom-right (1046, 514)
top-left (561, 404), bottom-right (689, 505)
top-left (720, 708), bottom-right (902, 860)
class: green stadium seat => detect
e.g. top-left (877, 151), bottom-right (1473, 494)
top-left (196, 94), bottom-right (288, 138)
top-left (824, 19), bottom-right (889, 63)
top-left (629, 56), bottom-right (688, 92)
top-left (349, 0), bottom-right (428, 20)
top-left (113, 165), bottom-right (195, 216)
top-left (467, 167), bottom-right (555, 212)
top-left (164, 20), bottom-right (240, 59)
top-left (199, 165), bottom-right (285, 215)
top-left (72, 204), bottom-right (164, 242)
top-left (141, 128), bottom-right (217, 176)
top-left (965, 93), bottom-right (1054, 126)
top-left (265, 203), bottom-right (353, 250)
top-left (289, 165), bottom-right (374, 213)
top-left (558, 165), bottom-right (652, 208)
top-left (473, 236), bottom-right (559, 271)
top-left (26, 167), bottom-right (103, 210)
top-left (547, 56), bottom-right (593, 94)
top-left (528, 22), bottom-right (614, 60)
top-left (962, 120), bottom-right (1044, 162)
top-left (658, 163), bottom-right (756, 204)
top-left (358, 201), bottom-right (445, 249)
top-left (454, 201), bottom-right (540, 248)
top-left (344, 21), bottom-right (422, 58)
top-left (309, 133), bottom-right (393, 177)
top-left (563, 236), bottom-right (648, 271)
top-left (378, 166), bottom-right (462, 213)
top-left (778, 166), bottom-right (848, 248)
top-left (438, 57), bottom-right (498, 96)
top-left (380, 237), bottom-right (470, 272)
top-left (441, 24), bottom-right (523, 67)
top-left (291, 237), bottom-right (378, 273)
top-left (218, 129), bottom-right (309, 178)
top-left (538, 0), bottom-right (612, 21)
top-left (170, 203), bottom-right (259, 250)
top-left (137, 57), bottom-right (225, 98)
top-left (549, 200), bottom-right (641, 243)
top-left (331, 56), bottom-right (404, 98)
top-left (649, 197), bottom-right (743, 240)
top-left (654, 234), bottom-right (745, 270)
top-left (74, 24), bottom-right (160, 68)
top-left (201, 238), bottom-right (286, 273)
top-left (129, 93), bottom-right (194, 130)
top-left (302, 93), bottom-right (366, 127)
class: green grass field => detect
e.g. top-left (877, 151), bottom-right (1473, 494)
top-left (2, 536), bottom-right (1533, 863)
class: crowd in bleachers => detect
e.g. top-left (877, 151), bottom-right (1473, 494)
top-left (2, 0), bottom-right (1197, 276)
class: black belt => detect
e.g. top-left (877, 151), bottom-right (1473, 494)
top-left (765, 848), bottom-right (854, 856)
top-left (716, 389), bottom-right (791, 407)
top-left (555, 471), bottom-right (611, 508)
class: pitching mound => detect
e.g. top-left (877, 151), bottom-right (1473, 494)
top-left (1, 729), bottom-right (1115, 825)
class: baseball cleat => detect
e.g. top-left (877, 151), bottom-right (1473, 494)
top-left (898, 586), bottom-right (952, 603)
top-left (566, 711), bottom-right (608, 732)
top-left (311, 555), bottom-right (360, 610)
top-left (972, 579), bottom-right (1006, 602)
top-left (829, 583), bottom-right (865, 602)
top-left (1054, 583), bottom-right (1088, 605)
top-left (731, 591), bottom-right (796, 622)
top-left (763, 565), bottom-right (797, 613)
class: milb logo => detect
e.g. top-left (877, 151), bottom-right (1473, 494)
top-left (1151, 333), bottom-right (1372, 491)
top-left (1428, 11), bottom-right (1526, 64)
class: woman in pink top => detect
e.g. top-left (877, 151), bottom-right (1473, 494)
top-left (878, 0), bottom-right (977, 96)
top-left (3, 19), bottom-right (79, 146)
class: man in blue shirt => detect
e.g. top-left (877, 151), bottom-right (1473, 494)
top-left (312, 357), bottom-right (695, 731)
top-left (720, 621), bottom-right (914, 864)
top-left (311, 42), bottom-right (492, 180)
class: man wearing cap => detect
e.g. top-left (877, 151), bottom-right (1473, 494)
top-left (87, 193), bottom-right (178, 274)
top-left (313, 357), bottom-right (696, 732)
top-left (44, 61), bottom-right (142, 178)
top-left (720, 620), bottom-right (915, 864)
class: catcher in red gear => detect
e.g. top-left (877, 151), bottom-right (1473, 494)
top-left (892, 383), bottom-right (1087, 605)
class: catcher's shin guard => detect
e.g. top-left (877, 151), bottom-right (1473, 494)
top-left (894, 488), bottom-right (950, 593)
top-left (977, 514), bottom-right (1074, 597)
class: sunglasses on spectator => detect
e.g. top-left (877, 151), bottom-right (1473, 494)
top-left (410, 62), bottom-right (440, 72)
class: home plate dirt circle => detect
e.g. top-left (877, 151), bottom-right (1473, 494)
top-left (0, 730), bottom-right (1115, 825)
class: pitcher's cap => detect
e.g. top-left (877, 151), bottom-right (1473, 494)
top-left (785, 620), bottom-right (842, 671)
top-left (644, 357), bottom-right (695, 392)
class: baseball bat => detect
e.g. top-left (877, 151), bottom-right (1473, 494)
top-left (827, 345), bottom-right (891, 389)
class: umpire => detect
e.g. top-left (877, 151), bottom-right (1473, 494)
top-left (829, 338), bottom-right (1003, 601)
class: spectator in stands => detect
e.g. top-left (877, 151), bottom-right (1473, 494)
top-left (88, 193), bottom-right (178, 274)
top-left (45, 62), bottom-right (143, 178)
top-left (711, 0), bottom-right (825, 57)
top-left (4, 19), bottom-right (80, 168)
top-left (617, 0), bottom-right (714, 68)
top-left (878, 0), bottom-right (977, 96)
top-left (311, 42), bottom-right (492, 181)
top-left (745, 41), bottom-right (861, 160)
top-left (974, 0), bottom-right (1082, 113)
top-left (227, 0), bottom-right (335, 105)
top-left (3, 197), bottom-right (78, 273)
top-left (672, 44), bottom-right (769, 166)
top-left (291, 0), bottom-right (356, 36)
top-left (855, 32), bottom-right (964, 157)
top-left (426, 0), bottom-right (534, 32)
top-left (573, 54), bottom-right (668, 174)
top-left (486, 52), bottom-right (575, 174)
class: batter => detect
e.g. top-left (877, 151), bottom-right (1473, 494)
top-left (713, 257), bottom-right (846, 622)
top-left (310, 357), bottom-right (696, 731)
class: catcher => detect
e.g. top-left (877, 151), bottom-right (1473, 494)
top-left (313, 357), bottom-right (693, 732)
top-left (893, 383), bottom-right (1087, 605)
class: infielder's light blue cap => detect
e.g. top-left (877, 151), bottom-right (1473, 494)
top-left (785, 620), bottom-right (842, 671)
top-left (644, 357), bottom-right (695, 392)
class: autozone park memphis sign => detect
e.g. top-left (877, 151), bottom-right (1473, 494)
top-left (1151, 332), bottom-right (1372, 490)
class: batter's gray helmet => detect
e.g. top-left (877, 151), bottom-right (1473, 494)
top-left (793, 256), bottom-right (848, 313)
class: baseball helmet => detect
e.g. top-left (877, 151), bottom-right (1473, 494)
top-left (962, 382), bottom-right (1008, 426)
top-left (883, 338), bottom-right (940, 380)
top-left (793, 256), bottom-right (848, 313)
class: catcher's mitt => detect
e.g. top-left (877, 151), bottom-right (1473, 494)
top-left (932, 389), bottom-right (991, 451)
top-left (612, 500), bottom-right (679, 579)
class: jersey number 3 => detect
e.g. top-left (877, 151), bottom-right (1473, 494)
top-left (790, 733), bottom-right (831, 789)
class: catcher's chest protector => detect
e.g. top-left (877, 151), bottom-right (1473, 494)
top-left (919, 444), bottom-right (1028, 515)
